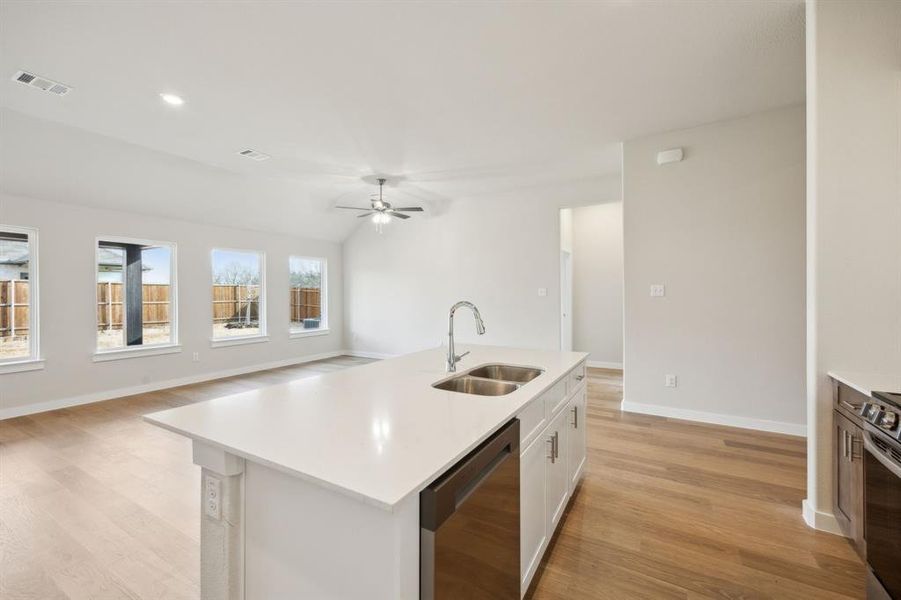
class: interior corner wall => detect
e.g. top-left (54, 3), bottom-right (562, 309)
top-left (622, 104), bottom-right (807, 435)
top-left (0, 193), bottom-right (344, 418)
top-left (571, 203), bottom-right (623, 368)
top-left (805, 0), bottom-right (901, 528)
top-left (342, 172), bottom-right (621, 359)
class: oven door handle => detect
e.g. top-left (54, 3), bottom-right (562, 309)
top-left (863, 431), bottom-right (901, 479)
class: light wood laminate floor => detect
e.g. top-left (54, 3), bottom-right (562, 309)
top-left (0, 361), bottom-right (863, 599)
top-left (525, 368), bottom-right (863, 600)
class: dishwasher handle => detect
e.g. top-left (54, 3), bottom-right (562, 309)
top-left (421, 419), bottom-right (520, 532)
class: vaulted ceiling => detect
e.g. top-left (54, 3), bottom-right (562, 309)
top-left (0, 1), bottom-right (804, 241)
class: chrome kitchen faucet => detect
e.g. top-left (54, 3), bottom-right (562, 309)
top-left (446, 301), bottom-right (486, 372)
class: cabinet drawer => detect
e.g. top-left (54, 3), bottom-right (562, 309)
top-left (543, 378), bottom-right (568, 417)
top-left (518, 398), bottom-right (547, 448)
top-left (568, 361), bottom-right (587, 393)
top-left (834, 382), bottom-right (867, 419)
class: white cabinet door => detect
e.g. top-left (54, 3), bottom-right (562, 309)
top-left (520, 432), bottom-right (550, 592)
top-left (567, 384), bottom-right (587, 488)
top-left (545, 405), bottom-right (570, 531)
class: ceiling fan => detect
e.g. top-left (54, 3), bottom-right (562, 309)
top-left (335, 178), bottom-right (424, 226)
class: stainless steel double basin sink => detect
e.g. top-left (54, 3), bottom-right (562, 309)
top-left (433, 364), bottom-right (544, 396)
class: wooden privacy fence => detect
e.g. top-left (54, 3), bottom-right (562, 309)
top-left (2, 281), bottom-right (322, 335)
top-left (290, 287), bottom-right (321, 322)
top-left (212, 284), bottom-right (261, 324)
top-left (0, 280), bottom-right (29, 337)
top-left (97, 283), bottom-right (170, 330)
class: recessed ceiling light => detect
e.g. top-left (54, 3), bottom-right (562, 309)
top-left (159, 93), bottom-right (184, 106)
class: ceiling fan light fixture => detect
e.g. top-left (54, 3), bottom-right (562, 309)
top-left (333, 177), bottom-right (423, 233)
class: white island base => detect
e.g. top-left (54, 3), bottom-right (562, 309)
top-left (195, 442), bottom-right (420, 599)
top-left (147, 346), bottom-right (588, 600)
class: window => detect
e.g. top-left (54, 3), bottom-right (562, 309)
top-left (211, 248), bottom-right (266, 344)
top-left (0, 225), bottom-right (40, 371)
top-left (95, 237), bottom-right (178, 358)
top-left (289, 256), bottom-right (327, 335)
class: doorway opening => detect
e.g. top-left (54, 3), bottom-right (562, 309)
top-left (559, 205), bottom-right (624, 371)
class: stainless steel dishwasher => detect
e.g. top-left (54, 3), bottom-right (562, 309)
top-left (420, 418), bottom-right (520, 600)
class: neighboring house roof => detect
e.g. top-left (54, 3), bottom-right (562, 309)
top-left (1, 244), bottom-right (149, 271)
top-left (97, 247), bottom-right (127, 270)
top-left (0, 240), bottom-right (28, 266)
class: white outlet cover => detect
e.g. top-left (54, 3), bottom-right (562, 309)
top-left (203, 475), bottom-right (221, 519)
top-left (665, 374), bottom-right (678, 387)
top-left (650, 284), bottom-right (666, 297)
top-left (538, 288), bottom-right (547, 297)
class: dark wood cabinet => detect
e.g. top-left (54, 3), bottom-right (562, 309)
top-left (832, 381), bottom-right (866, 559)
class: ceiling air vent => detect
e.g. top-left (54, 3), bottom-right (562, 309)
top-left (12, 70), bottom-right (72, 96)
top-left (238, 149), bottom-right (271, 161)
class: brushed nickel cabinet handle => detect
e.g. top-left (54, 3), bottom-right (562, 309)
top-left (553, 431), bottom-right (560, 459)
top-left (547, 437), bottom-right (556, 463)
top-left (840, 399), bottom-right (861, 413)
top-left (575, 374), bottom-right (585, 381)
top-left (571, 405), bottom-right (579, 429)
top-left (843, 430), bottom-right (852, 460)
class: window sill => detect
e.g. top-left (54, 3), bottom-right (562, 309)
top-left (289, 328), bottom-right (330, 339)
top-left (0, 358), bottom-right (45, 375)
top-left (210, 335), bottom-right (270, 349)
top-left (93, 344), bottom-right (182, 363)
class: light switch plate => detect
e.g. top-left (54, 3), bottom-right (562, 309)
top-left (665, 374), bottom-right (678, 388)
top-left (650, 284), bottom-right (666, 297)
top-left (538, 288), bottom-right (547, 297)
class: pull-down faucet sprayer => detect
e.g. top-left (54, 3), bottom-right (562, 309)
top-left (446, 301), bottom-right (486, 372)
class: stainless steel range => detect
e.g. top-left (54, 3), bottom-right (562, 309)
top-left (860, 391), bottom-right (901, 599)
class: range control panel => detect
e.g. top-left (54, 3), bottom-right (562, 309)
top-left (862, 392), bottom-right (901, 441)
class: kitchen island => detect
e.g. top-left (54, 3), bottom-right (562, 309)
top-left (145, 345), bottom-right (589, 599)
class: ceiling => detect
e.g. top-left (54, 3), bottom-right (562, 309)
top-left (0, 1), bottom-right (804, 241)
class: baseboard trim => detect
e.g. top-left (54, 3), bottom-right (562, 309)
top-left (587, 360), bottom-right (623, 370)
top-left (802, 499), bottom-right (844, 535)
top-left (0, 350), bottom-right (349, 420)
top-left (621, 399), bottom-right (807, 437)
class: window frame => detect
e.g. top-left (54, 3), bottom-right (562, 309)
top-left (93, 235), bottom-right (180, 362)
top-left (288, 255), bottom-right (328, 338)
top-left (0, 224), bottom-right (42, 373)
top-left (210, 247), bottom-right (268, 348)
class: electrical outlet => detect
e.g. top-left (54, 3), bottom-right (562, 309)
top-left (204, 474), bottom-right (221, 520)
top-left (192, 352), bottom-right (200, 362)
top-left (538, 288), bottom-right (547, 297)
top-left (650, 284), bottom-right (666, 297)
top-left (665, 374), bottom-right (678, 388)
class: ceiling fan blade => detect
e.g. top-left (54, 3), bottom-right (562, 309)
top-left (391, 207), bottom-right (424, 212)
top-left (335, 206), bottom-right (373, 211)
top-left (387, 211), bottom-right (411, 220)
top-left (356, 212), bottom-right (376, 218)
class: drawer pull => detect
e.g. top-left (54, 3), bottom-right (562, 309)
top-left (571, 405), bottom-right (579, 429)
top-left (840, 399), bottom-right (862, 413)
top-left (575, 374), bottom-right (585, 382)
top-left (547, 436), bottom-right (556, 464)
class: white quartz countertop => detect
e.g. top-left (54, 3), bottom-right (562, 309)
top-left (145, 345), bottom-right (588, 511)
top-left (828, 370), bottom-right (901, 397)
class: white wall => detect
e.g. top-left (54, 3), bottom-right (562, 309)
top-left (804, 0), bottom-right (901, 532)
top-left (572, 203), bottom-right (623, 368)
top-left (622, 105), bottom-right (807, 435)
top-left (342, 174), bottom-right (621, 358)
top-left (0, 193), bottom-right (344, 418)
top-left (344, 196), bottom-right (562, 356)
